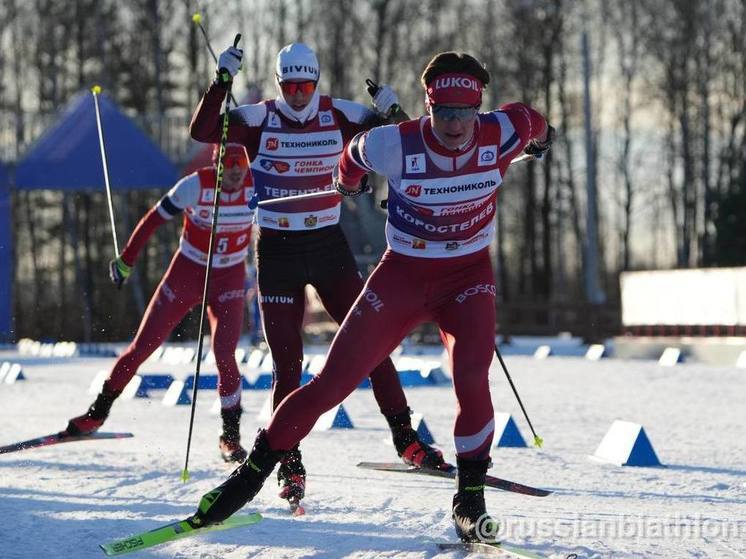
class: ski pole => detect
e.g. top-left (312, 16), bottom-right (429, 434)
top-left (91, 85), bottom-right (120, 256)
top-left (181, 33), bottom-right (242, 483)
top-left (258, 189), bottom-right (340, 208)
top-left (192, 12), bottom-right (238, 106)
top-left (494, 344), bottom-right (543, 447)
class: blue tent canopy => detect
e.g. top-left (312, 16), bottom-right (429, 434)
top-left (15, 91), bottom-right (178, 190)
top-left (0, 163), bottom-right (12, 339)
top-left (3, 91), bottom-right (180, 340)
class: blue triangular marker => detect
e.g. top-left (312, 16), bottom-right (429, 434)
top-left (494, 413), bottom-right (527, 448)
top-left (412, 413), bottom-right (435, 445)
top-left (3, 363), bottom-right (25, 383)
top-left (591, 420), bottom-right (662, 467)
top-left (162, 380), bottom-right (191, 406)
top-left (627, 427), bottom-right (661, 466)
top-left (330, 404), bottom-right (354, 428)
top-left (313, 403), bottom-right (354, 430)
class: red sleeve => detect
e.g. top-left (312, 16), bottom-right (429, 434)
top-left (119, 206), bottom-right (168, 267)
top-left (189, 83), bottom-right (260, 156)
top-left (498, 102), bottom-right (547, 145)
top-left (338, 141), bottom-right (368, 187)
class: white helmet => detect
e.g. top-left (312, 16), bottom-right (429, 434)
top-left (275, 43), bottom-right (319, 82)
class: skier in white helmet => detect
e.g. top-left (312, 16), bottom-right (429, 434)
top-left (190, 42), bottom-right (445, 513)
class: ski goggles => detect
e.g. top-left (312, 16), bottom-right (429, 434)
top-left (279, 80), bottom-right (317, 96)
top-left (430, 104), bottom-right (479, 122)
top-left (223, 154), bottom-right (249, 169)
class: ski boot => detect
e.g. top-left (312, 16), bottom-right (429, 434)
top-left (452, 456), bottom-right (500, 543)
top-left (65, 382), bottom-right (121, 435)
top-left (219, 407), bottom-right (248, 463)
top-left (277, 446), bottom-right (306, 515)
top-left (190, 430), bottom-right (283, 527)
top-left (387, 408), bottom-right (446, 469)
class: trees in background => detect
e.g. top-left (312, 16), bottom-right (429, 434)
top-left (1, 0), bottom-right (743, 341)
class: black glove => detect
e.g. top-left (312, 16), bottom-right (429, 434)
top-left (109, 257), bottom-right (131, 290)
top-left (524, 124), bottom-right (556, 158)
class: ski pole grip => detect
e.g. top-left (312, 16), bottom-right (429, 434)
top-left (365, 78), bottom-right (379, 97)
top-left (365, 78), bottom-right (400, 116)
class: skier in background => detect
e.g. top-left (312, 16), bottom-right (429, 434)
top-left (65, 143), bottom-right (255, 463)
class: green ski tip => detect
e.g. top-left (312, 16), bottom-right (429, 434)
top-left (99, 513), bottom-right (262, 556)
top-left (180, 468), bottom-right (190, 483)
top-left (533, 436), bottom-right (543, 448)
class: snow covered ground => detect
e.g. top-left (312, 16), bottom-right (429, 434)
top-left (0, 346), bottom-right (744, 558)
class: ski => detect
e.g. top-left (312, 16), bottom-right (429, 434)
top-left (437, 541), bottom-right (545, 558)
top-left (99, 513), bottom-right (263, 556)
top-left (357, 462), bottom-right (551, 497)
top-left (0, 431), bottom-right (133, 455)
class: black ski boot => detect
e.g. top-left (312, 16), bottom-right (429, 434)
top-left (190, 429), bottom-right (283, 527)
top-left (219, 407), bottom-right (248, 463)
top-left (387, 408), bottom-right (446, 469)
top-left (452, 456), bottom-right (500, 543)
top-left (277, 446), bottom-right (306, 505)
top-left (65, 382), bottom-right (121, 435)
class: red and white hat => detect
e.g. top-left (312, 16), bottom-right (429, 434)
top-left (425, 73), bottom-right (483, 106)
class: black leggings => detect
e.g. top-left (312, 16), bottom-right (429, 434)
top-left (256, 225), bottom-right (408, 416)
